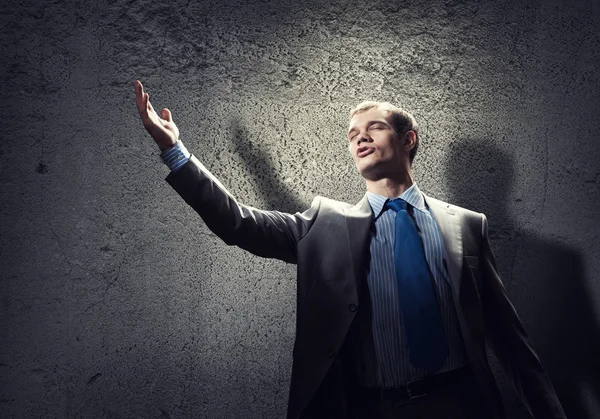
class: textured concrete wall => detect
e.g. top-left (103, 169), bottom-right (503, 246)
top-left (1, 0), bottom-right (599, 418)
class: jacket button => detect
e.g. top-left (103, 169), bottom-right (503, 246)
top-left (348, 303), bottom-right (357, 312)
top-left (327, 348), bottom-right (336, 358)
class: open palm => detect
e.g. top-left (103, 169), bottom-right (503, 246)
top-left (134, 80), bottom-right (179, 151)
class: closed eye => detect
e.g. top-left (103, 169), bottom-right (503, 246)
top-left (347, 122), bottom-right (388, 141)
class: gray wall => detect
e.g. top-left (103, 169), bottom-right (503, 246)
top-left (1, 0), bottom-right (599, 417)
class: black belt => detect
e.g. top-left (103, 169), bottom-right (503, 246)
top-left (357, 366), bottom-right (472, 403)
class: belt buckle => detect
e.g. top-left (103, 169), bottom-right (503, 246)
top-left (406, 379), bottom-right (427, 400)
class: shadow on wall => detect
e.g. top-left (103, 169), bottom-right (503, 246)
top-left (229, 118), bottom-right (305, 214)
top-left (445, 138), bottom-right (600, 419)
top-left (221, 118), bottom-right (304, 417)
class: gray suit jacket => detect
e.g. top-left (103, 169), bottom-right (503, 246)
top-left (165, 155), bottom-right (566, 419)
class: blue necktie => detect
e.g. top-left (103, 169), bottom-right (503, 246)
top-left (384, 198), bottom-right (449, 374)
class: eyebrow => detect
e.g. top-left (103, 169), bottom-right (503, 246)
top-left (347, 120), bottom-right (390, 138)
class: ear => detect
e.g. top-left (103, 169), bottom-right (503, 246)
top-left (403, 130), bottom-right (417, 152)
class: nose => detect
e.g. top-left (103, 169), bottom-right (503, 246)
top-left (356, 133), bottom-right (372, 146)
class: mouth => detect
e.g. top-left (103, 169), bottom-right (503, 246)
top-left (357, 146), bottom-right (375, 158)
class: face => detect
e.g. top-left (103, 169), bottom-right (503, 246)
top-left (347, 107), bottom-right (412, 180)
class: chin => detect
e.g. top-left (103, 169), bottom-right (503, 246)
top-left (358, 161), bottom-right (402, 182)
top-left (356, 163), bottom-right (380, 181)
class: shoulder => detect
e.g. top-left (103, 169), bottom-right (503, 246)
top-left (307, 195), bottom-right (363, 221)
top-left (423, 193), bottom-right (485, 225)
top-left (312, 195), bottom-right (355, 210)
top-left (425, 194), bottom-right (482, 215)
top-left (424, 194), bottom-right (489, 248)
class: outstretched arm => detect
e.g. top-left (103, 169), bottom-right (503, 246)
top-left (166, 155), bottom-right (319, 263)
top-left (134, 80), bottom-right (319, 263)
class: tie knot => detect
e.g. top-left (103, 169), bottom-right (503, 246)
top-left (384, 198), bottom-right (408, 212)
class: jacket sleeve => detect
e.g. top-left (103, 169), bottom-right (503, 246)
top-left (479, 213), bottom-right (566, 419)
top-left (165, 154), bottom-right (320, 264)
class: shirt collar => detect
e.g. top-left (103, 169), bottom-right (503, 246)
top-left (366, 183), bottom-right (427, 219)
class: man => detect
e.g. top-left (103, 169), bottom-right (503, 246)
top-left (134, 80), bottom-right (566, 419)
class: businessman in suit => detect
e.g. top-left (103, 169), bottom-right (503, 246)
top-left (134, 80), bottom-right (566, 419)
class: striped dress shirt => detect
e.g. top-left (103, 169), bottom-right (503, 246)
top-left (160, 140), bottom-right (191, 172)
top-left (160, 142), bottom-right (469, 386)
top-left (350, 186), bottom-right (469, 387)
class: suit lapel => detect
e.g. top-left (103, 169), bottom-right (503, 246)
top-left (423, 193), bottom-right (463, 295)
top-left (343, 194), bottom-right (373, 303)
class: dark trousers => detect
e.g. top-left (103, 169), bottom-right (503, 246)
top-left (351, 366), bottom-right (492, 419)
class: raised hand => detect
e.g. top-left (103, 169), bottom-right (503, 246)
top-left (134, 80), bottom-right (179, 151)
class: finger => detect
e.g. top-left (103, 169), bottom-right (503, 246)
top-left (135, 81), bottom-right (146, 115)
top-left (141, 93), bottom-right (157, 127)
top-left (161, 108), bottom-right (172, 122)
top-left (141, 94), bottom-right (152, 122)
top-left (147, 95), bottom-right (164, 126)
top-left (147, 94), bottom-right (156, 114)
top-left (145, 92), bottom-right (152, 113)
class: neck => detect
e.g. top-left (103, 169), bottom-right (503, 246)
top-left (365, 170), bottom-right (415, 198)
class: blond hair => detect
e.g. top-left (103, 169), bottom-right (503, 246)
top-left (349, 101), bottom-right (420, 164)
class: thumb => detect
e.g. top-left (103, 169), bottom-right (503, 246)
top-left (161, 108), bottom-right (173, 122)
